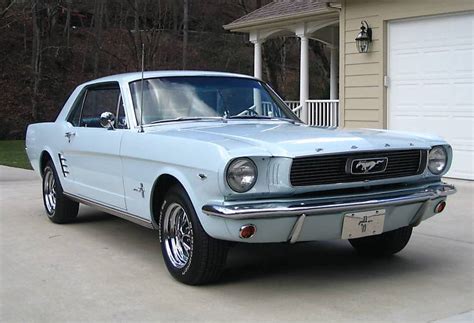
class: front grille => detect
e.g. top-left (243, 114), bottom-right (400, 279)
top-left (290, 149), bottom-right (427, 187)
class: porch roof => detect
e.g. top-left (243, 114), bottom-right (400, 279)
top-left (224, 0), bottom-right (339, 32)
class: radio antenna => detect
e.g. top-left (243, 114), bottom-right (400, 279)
top-left (139, 43), bottom-right (145, 133)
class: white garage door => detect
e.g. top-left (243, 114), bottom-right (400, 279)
top-left (388, 13), bottom-right (474, 180)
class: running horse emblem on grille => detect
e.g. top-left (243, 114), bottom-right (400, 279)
top-left (356, 160), bottom-right (384, 172)
top-left (350, 157), bottom-right (388, 175)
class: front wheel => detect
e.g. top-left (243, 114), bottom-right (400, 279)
top-left (42, 160), bottom-right (79, 224)
top-left (349, 226), bottom-right (413, 256)
top-left (159, 185), bottom-right (228, 285)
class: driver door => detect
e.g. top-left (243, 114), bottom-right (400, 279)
top-left (62, 82), bottom-right (127, 209)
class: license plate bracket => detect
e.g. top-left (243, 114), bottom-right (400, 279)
top-left (341, 209), bottom-right (385, 239)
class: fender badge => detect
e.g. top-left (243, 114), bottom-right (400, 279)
top-left (133, 183), bottom-right (145, 198)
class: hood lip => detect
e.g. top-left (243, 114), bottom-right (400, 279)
top-left (182, 123), bottom-right (434, 149)
top-left (143, 120), bottom-right (443, 159)
top-left (291, 146), bottom-right (431, 158)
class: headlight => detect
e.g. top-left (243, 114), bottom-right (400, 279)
top-left (428, 146), bottom-right (447, 175)
top-left (226, 158), bottom-right (258, 193)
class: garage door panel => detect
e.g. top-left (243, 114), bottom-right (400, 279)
top-left (389, 13), bottom-right (474, 180)
top-left (390, 83), bottom-right (420, 105)
top-left (454, 48), bottom-right (473, 73)
top-left (453, 83), bottom-right (473, 105)
top-left (450, 150), bottom-right (474, 179)
top-left (422, 50), bottom-right (450, 74)
top-left (390, 52), bottom-right (420, 76)
top-left (421, 84), bottom-right (452, 105)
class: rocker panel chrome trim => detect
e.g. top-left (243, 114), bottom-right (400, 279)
top-left (63, 192), bottom-right (154, 229)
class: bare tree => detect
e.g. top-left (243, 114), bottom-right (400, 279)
top-left (31, 0), bottom-right (43, 120)
top-left (93, 0), bottom-right (105, 76)
top-left (171, 0), bottom-right (178, 33)
top-left (262, 38), bottom-right (288, 94)
top-left (182, 0), bottom-right (189, 69)
top-left (63, 0), bottom-right (71, 47)
top-left (1, 0), bottom-right (17, 19)
top-left (309, 40), bottom-right (330, 97)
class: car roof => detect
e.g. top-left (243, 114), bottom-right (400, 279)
top-left (82, 70), bottom-right (257, 86)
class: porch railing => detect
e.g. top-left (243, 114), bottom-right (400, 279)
top-left (285, 100), bottom-right (301, 111)
top-left (285, 99), bottom-right (339, 128)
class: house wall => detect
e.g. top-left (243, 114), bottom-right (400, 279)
top-left (339, 0), bottom-right (474, 129)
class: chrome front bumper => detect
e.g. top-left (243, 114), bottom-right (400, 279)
top-left (202, 183), bottom-right (456, 220)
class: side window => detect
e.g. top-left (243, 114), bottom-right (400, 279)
top-left (80, 85), bottom-right (120, 128)
top-left (67, 90), bottom-right (86, 127)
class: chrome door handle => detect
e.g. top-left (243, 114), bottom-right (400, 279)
top-left (65, 131), bottom-right (75, 142)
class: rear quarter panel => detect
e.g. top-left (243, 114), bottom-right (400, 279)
top-left (25, 122), bottom-right (77, 193)
top-left (25, 122), bottom-right (57, 174)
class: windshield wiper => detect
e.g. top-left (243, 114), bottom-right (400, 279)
top-left (226, 115), bottom-right (272, 119)
top-left (226, 115), bottom-right (297, 124)
top-left (149, 117), bottom-right (224, 124)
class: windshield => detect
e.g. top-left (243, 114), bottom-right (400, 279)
top-left (129, 76), bottom-right (299, 125)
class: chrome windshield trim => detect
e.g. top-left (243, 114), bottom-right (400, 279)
top-left (148, 116), bottom-right (225, 125)
top-left (202, 183), bottom-right (456, 220)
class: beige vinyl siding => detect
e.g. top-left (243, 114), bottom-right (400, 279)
top-left (339, 0), bottom-right (474, 129)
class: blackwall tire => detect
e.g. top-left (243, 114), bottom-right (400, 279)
top-left (42, 160), bottom-right (79, 224)
top-left (159, 185), bottom-right (228, 285)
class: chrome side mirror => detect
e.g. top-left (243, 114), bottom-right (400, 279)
top-left (100, 111), bottom-right (115, 130)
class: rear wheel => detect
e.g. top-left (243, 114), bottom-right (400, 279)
top-left (42, 160), bottom-right (79, 224)
top-left (159, 185), bottom-right (228, 285)
top-left (349, 226), bottom-right (413, 256)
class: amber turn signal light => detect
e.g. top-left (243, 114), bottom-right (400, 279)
top-left (239, 224), bottom-right (256, 239)
top-left (434, 201), bottom-right (446, 213)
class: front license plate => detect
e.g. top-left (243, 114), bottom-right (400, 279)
top-left (341, 209), bottom-right (385, 239)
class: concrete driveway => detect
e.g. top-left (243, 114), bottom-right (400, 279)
top-left (0, 166), bottom-right (473, 322)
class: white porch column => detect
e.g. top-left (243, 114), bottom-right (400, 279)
top-left (330, 28), bottom-right (339, 100)
top-left (252, 40), bottom-right (263, 79)
top-left (299, 35), bottom-right (309, 123)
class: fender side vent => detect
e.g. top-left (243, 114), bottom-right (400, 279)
top-left (58, 153), bottom-right (69, 177)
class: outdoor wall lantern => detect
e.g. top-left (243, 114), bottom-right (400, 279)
top-left (355, 21), bottom-right (372, 53)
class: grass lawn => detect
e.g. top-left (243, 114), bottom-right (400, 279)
top-left (0, 140), bottom-right (32, 170)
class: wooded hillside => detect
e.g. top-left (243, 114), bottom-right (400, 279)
top-left (0, 0), bottom-right (330, 139)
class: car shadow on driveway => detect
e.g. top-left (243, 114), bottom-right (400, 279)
top-left (69, 207), bottom-right (447, 287)
top-left (221, 241), bottom-right (423, 285)
top-left (71, 212), bottom-right (117, 224)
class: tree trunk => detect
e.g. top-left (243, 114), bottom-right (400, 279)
top-left (93, 0), bottom-right (104, 77)
top-left (31, 0), bottom-right (43, 121)
top-left (172, 0), bottom-right (178, 33)
top-left (63, 0), bottom-right (71, 47)
top-left (134, 0), bottom-right (140, 69)
top-left (182, 0), bottom-right (188, 69)
top-left (23, 6), bottom-right (28, 53)
top-left (263, 38), bottom-right (285, 94)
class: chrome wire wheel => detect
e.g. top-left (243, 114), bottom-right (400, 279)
top-left (43, 167), bottom-right (56, 216)
top-left (163, 202), bottom-right (193, 269)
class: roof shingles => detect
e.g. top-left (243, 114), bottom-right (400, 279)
top-left (225, 0), bottom-right (332, 29)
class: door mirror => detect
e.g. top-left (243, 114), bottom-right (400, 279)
top-left (100, 111), bottom-right (115, 129)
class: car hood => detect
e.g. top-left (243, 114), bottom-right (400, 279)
top-left (148, 121), bottom-right (441, 158)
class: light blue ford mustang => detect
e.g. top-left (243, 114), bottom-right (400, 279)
top-left (25, 71), bottom-right (456, 285)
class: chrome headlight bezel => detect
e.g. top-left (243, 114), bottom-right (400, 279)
top-left (428, 146), bottom-right (448, 175)
top-left (226, 158), bottom-right (258, 193)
